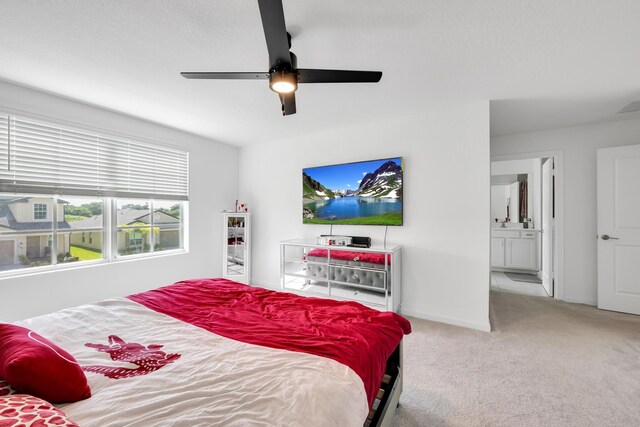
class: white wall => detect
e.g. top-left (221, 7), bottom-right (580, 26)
top-left (0, 80), bottom-right (238, 321)
top-left (239, 102), bottom-right (491, 331)
top-left (492, 117), bottom-right (640, 305)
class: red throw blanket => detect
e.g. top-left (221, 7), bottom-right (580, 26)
top-left (307, 249), bottom-right (391, 265)
top-left (128, 278), bottom-right (410, 408)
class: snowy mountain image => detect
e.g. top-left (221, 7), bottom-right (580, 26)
top-left (353, 160), bottom-right (403, 198)
top-left (302, 158), bottom-right (403, 225)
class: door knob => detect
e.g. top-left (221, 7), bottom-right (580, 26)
top-left (601, 234), bottom-right (619, 240)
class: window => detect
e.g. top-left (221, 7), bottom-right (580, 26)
top-left (0, 197), bottom-right (54, 271)
top-left (0, 195), bottom-right (187, 275)
top-left (0, 111), bottom-right (189, 277)
top-left (153, 200), bottom-right (184, 253)
top-left (34, 203), bottom-right (47, 220)
top-left (129, 231), bottom-right (142, 247)
top-left (116, 199), bottom-right (184, 258)
top-left (66, 197), bottom-right (104, 263)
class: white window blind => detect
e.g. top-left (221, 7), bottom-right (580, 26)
top-left (0, 115), bottom-right (8, 172)
top-left (0, 113), bottom-right (189, 200)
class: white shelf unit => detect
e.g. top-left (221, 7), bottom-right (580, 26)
top-left (279, 238), bottom-right (402, 312)
top-left (222, 212), bottom-right (250, 284)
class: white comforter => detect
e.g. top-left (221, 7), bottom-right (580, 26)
top-left (17, 298), bottom-right (369, 426)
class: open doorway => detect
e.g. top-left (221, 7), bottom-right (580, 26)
top-left (490, 155), bottom-right (559, 298)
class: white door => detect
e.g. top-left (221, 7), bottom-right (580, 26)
top-left (597, 144), bottom-right (640, 315)
top-left (541, 158), bottom-right (554, 297)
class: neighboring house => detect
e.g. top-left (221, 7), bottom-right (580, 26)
top-left (69, 209), bottom-right (180, 253)
top-left (0, 196), bottom-right (71, 266)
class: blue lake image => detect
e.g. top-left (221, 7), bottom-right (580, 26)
top-left (305, 197), bottom-right (402, 220)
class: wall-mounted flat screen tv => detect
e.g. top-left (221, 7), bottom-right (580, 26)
top-left (303, 157), bottom-right (403, 226)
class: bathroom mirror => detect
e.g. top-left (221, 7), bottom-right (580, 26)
top-left (491, 174), bottom-right (528, 223)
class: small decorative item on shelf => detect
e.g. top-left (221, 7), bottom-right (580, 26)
top-left (235, 200), bottom-right (248, 213)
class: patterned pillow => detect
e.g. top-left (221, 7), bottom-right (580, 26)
top-left (0, 394), bottom-right (78, 426)
top-left (0, 378), bottom-right (15, 396)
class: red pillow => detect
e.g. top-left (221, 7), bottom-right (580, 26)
top-left (0, 324), bottom-right (91, 403)
top-left (0, 394), bottom-right (79, 426)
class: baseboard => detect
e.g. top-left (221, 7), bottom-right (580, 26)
top-left (560, 296), bottom-right (597, 306)
top-left (492, 267), bottom-right (538, 274)
top-left (253, 280), bottom-right (492, 332)
top-left (399, 306), bottom-right (492, 332)
top-left (250, 280), bottom-right (280, 291)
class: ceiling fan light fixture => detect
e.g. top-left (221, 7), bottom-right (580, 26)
top-left (180, 0), bottom-right (382, 115)
top-left (269, 70), bottom-right (297, 94)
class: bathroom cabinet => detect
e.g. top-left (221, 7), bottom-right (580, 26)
top-left (491, 229), bottom-right (539, 271)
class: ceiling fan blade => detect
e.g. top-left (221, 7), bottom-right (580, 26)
top-left (297, 69), bottom-right (382, 84)
top-left (181, 72), bottom-right (269, 80)
top-left (257, 0), bottom-right (292, 69)
top-left (279, 92), bottom-right (296, 116)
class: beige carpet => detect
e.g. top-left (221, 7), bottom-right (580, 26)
top-left (391, 291), bottom-right (640, 426)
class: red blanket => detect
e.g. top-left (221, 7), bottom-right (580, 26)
top-left (128, 278), bottom-right (410, 408)
top-left (307, 248), bottom-right (391, 265)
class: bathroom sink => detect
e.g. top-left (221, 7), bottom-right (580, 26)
top-left (491, 223), bottom-right (524, 229)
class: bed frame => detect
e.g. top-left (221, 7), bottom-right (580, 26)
top-left (366, 341), bottom-right (403, 427)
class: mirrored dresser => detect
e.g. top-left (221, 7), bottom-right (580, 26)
top-left (222, 212), bottom-right (250, 284)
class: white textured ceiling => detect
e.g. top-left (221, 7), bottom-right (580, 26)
top-left (491, 95), bottom-right (640, 137)
top-left (1, 1), bottom-right (640, 146)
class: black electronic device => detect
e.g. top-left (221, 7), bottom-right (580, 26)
top-left (348, 236), bottom-right (371, 248)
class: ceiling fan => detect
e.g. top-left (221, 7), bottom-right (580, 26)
top-left (180, 0), bottom-right (382, 116)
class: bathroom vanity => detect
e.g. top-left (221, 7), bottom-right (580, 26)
top-left (491, 228), bottom-right (540, 271)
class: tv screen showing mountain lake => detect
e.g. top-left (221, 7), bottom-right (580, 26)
top-left (302, 157), bottom-right (403, 226)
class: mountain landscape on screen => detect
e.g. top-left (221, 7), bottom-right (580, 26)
top-left (303, 158), bottom-right (403, 225)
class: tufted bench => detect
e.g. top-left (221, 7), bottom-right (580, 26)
top-left (305, 249), bottom-right (390, 292)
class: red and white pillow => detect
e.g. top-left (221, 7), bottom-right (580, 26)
top-left (0, 378), bottom-right (15, 397)
top-left (0, 394), bottom-right (78, 426)
top-left (0, 324), bottom-right (91, 403)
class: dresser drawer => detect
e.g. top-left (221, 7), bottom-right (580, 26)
top-left (520, 231), bottom-right (537, 239)
top-left (492, 230), bottom-right (520, 238)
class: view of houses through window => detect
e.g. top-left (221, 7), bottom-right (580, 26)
top-left (115, 199), bottom-right (183, 257)
top-left (66, 197), bottom-right (104, 263)
top-left (0, 195), bottom-right (185, 274)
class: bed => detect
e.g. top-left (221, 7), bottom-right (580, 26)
top-left (3, 278), bottom-right (410, 426)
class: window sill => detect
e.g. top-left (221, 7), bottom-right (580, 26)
top-left (0, 249), bottom-right (188, 280)
top-left (113, 249), bottom-right (188, 263)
